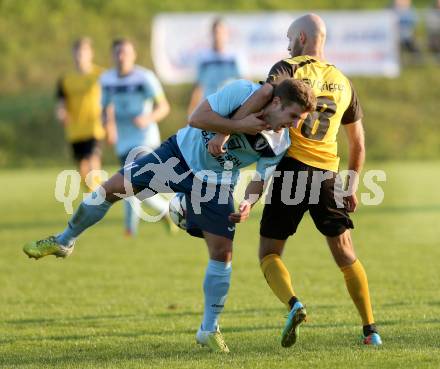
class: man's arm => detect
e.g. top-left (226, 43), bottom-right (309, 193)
top-left (133, 97), bottom-right (170, 128)
top-left (55, 99), bottom-right (69, 126)
top-left (229, 178), bottom-right (265, 223)
top-left (343, 119), bottom-right (365, 212)
top-left (187, 84), bottom-right (204, 116)
top-left (230, 83), bottom-right (273, 120)
top-left (55, 78), bottom-right (69, 126)
top-left (102, 104), bottom-right (117, 145)
top-left (189, 99), bottom-right (269, 135)
top-left (133, 72), bottom-right (171, 128)
top-left (205, 83), bottom-right (274, 155)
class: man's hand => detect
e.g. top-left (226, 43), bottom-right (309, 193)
top-left (55, 105), bottom-right (69, 127)
top-left (237, 111), bottom-right (270, 135)
top-left (133, 114), bottom-right (153, 128)
top-left (229, 200), bottom-right (252, 223)
top-left (344, 193), bottom-right (358, 213)
top-left (208, 134), bottom-right (230, 156)
top-left (106, 126), bottom-right (117, 146)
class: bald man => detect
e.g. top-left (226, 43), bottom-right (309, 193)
top-left (240, 14), bottom-right (381, 347)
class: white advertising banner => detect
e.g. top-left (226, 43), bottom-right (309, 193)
top-left (152, 11), bottom-right (400, 84)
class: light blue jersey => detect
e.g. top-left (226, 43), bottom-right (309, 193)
top-left (177, 79), bottom-right (290, 185)
top-left (101, 66), bottom-right (164, 156)
top-left (197, 49), bottom-right (241, 97)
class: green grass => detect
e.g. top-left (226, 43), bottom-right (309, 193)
top-left (1, 161), bottom-right (440, 368)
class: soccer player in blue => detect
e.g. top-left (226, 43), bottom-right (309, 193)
top-left (23, 77), bottom-right (316, 353)
top-left (187, 17), bottom-right (243, 115)
top-left (101, 38), bottom-right (175, 236)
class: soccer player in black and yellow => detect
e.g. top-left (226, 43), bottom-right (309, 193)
top-left (56, 37), bottom-right (105, 190)
top-left (252, 14), bottom-right (381, 346)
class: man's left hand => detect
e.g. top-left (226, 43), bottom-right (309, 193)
top-left (133, 114), bottom-right (152, 128)
top-left (344, 193), bottom-right (358, 213)
top-left (229, 200), bottom-right (252, 223)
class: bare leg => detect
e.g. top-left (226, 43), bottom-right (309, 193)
top-left (78, 153), bottom-right (102, 190)
top-left (325, 229), bottom-right (356, 267)
top-left (203, 231), bottom-right (233, 262)
top-left (259, 236), bottom-right (287, 261)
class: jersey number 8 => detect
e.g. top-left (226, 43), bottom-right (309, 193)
top-left (301, 96), bottom-right (337, 141)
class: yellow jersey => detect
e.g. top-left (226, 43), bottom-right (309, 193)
top-left (267, 56), bottom-right (363, 172)
top-left (56, 65), bottom-right (106, 143)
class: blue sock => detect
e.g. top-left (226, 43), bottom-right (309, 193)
top-left (56, 190), bottom-right (112, 246)
top-left (202, 259), bottom-right (232, 332)
top-left (124, 199), bottom-right (140, 235)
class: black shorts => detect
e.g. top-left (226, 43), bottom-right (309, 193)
top-left (71, 138), bottom-right (101, 161)
top-left (260, 156), bottom-right (354, 239)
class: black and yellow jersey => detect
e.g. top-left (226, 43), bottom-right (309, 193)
top-left (267, 55), bottom-right (363, 172)
top-left (56, 65), bottom-right (106, 143)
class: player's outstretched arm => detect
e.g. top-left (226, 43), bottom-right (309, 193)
top-left (230, 83), bottom-right (274, 120)
top-left (206, 83), bottom-right (274, 152)
top-left (189, 100), bottom-right (269, 135)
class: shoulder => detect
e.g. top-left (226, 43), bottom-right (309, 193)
top-left (219, 50), bottom-right (239, 62)
top-left (100, 69), bottom-right (118, 85)
top-left (332, 65), bottom-right (355, 94)
top-left (133, 65), bottom-right (160, 83)
top-left (61, 70), bottom-right (77, 82)
top-left (92, 65), bottom-right (106, 76)
top-left (196, 49), bottom-right (214, 63)
top-left (222, 79), bottom-right (257, 95)
top-left (58, 73), bottom-right (68, 84)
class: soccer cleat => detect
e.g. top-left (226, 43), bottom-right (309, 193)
top-left (23, 236), bottom-right (74, 260)
top-left (196, 326), bottom-right (230, 353)
top-left (363, 332), bottom-right (382, 346)
top-left (281, 301), bottom-right (307, 348)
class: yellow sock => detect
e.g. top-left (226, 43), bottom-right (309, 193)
top-left (260, 254), bottom-right (295, 310)
top-left (89, 174), bottom-right (102, 191)
top-left (341, 259), bottom-right (375, 325)
top-left (81, 174), bottom-right (102, 192)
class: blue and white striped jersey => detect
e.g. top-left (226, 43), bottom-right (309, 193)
top-left (196, 49), bottom-right (241, 97)
top-left (101, 66), bottom-right (164, 156)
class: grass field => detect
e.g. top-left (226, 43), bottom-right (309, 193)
top-left (1, 162), bottom-right (439, 369)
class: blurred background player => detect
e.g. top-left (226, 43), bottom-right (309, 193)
top-left (56, 37), bottom-right (105, 190)
top-left (187, 17), bottom-right (242, 115)
top-left (392, 0), bottom-right (423, 62)
top-left (426, 0), bottom-right (440, 61)
top-left (100, 38), bottom-right (176, 236)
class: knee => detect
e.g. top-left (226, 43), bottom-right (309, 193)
top-left (210, 241), bottom-right (233, 262)
top-left (327, 231), bottom-right (356, 267)
top-left (102, 173), bottom-right (126, 203)
top-left (259, 236), bottom-right (284, 262)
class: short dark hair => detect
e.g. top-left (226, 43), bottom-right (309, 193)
top-left (72, 37), bottom-right (92, 52)
top-left (112, 38), bottom-right (133, 50)
top-left (212, 17), bottom-right (224, 33)
top-left (273, 78), bottom-right (317, 112)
